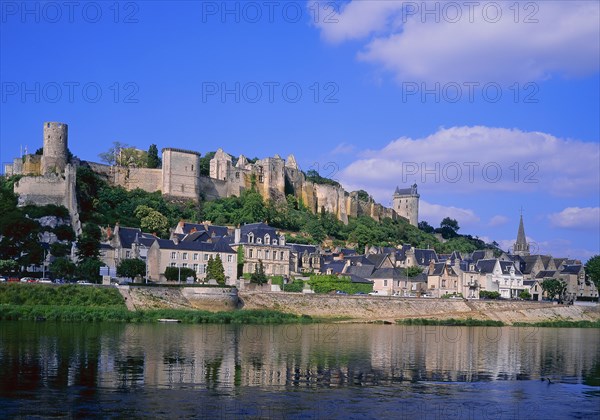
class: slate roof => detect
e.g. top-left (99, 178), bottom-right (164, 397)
top-left (366, 254), bottom-right (388, 268)
top-left (239, 222), bottom-right (282, 245)
top-left (340, 248), bottom-right (357, 256)
top-left (344, 255), bottom-right (375, 266)
top-left (179, 222), bottom-right (228, 237)
top-left (289, 244), bottom-right (318, 254)
top-left (499, 261), bottom-right (521, 275)
top-left (368, 267), bottom-right (405, 279)
top-left (152, 238), bottom-right (235, 253)
top-left (471, 250), bottom-right (486, 263)
top-left (523, 280), bottom-right (537, 286)
top-left (535, 270), bottom-right (557, 279)
top-left (117, 226), bottom-right (158, 249)
top-left (476, 259), bottom-right (497, 274)
top-left (320, 261), bottom-right (346, 274)
top-left (561, 265), bottom-right (583, 275)
top-left (345, 274), bottom-right (373, 284)
top-left (394, 184), bottom-right (418, 196)
top-left (345, 265), bottom-right (375, 278)
top-left (181, 231), bottom-right (211, 243)
top-left (410, 273), bottom-right (428, 283)
top-left (414, 249), bottom-right (438, 266)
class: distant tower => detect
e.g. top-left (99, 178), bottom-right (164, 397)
top-left (513, 211), bottom-right (530, 256)
top-left (41, 122), bottom-right (68, 175)
top-left (393, 184), bottom-right (419, 226)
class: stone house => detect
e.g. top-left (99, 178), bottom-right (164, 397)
top-left (147, 237), bottom-right (237, 284)
top-left (100, 225), bottom-right (158, 273)
top-left (427, 260), bottom-right (462, 297)
top-left (289, 244), bottom-right (321, 275)
top-left (234, 223), bottom-right (290, 277)
top-left (474, 259), bottom-right (524, 298)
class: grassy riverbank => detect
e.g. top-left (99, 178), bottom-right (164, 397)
top-left (0, 304), bottom-right (313, 324)
top-left (396, 318), bottom-right (505, 326)
top-left (0, 284), bottom-right (313, 324)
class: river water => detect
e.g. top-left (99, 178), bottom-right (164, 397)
top-left (0, 322), bottom-right (598, 419)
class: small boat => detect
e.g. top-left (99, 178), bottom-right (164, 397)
top-left (158, 318), bottom-right (181, 323)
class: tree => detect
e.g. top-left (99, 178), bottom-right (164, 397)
top-left (50, 257), bottom-right (76, 279)
top-left (237, 245), bottom-right (244, 278)
top-left (135, 205), bottom-right (169, 237)
top-left (437, 217), bottom-right (460, 239)
top-left (0, 259), bottom-right (18, 275)
top-left (117, 258), bottom-right (146, 280)
top-left (541, 278), bottom-right (567, 302)
top-left (585, 255), bottom-right (600, 291)
top-left (251, 260), bottom-right (267, 285)
top-left (199, 151), bottom-right (215, 176)
top-left (519, 290), bottom-right (532, 300)
top-left (99, 142), bottom-right (148, 167)
top-left (76, 258), bottom-right (103, 283)
top-left (76, 224), bottom-right (101, 260)
top-left (164, 266), bottom-right (196, 282)
top-left (405, 266), bottom-right (423, 277)
top-left (206, 254), bottom-right (225, 285)
top-left (147, 144), bottom-right (161, 168)
top-left (356, 190), bottom-right (370, 202)
top-left (418, 221), bottom-right (435, 234)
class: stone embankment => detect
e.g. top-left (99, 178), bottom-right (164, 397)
top-left (238, 292), bottom-right (600, 324)
top-left (118, 286), bottom-right (238, 311)
top-left (117, 287), bottom-right (599, 324)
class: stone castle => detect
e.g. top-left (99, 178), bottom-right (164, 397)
top-left (5, 122), bottom-right (419, 231)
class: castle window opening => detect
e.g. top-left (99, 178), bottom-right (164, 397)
top-left (235, 172), bottom-right (240, 179)
top-left (191, 165), bottom-right (194, 171)
top-left (181, 185), bottom-right (184, 192)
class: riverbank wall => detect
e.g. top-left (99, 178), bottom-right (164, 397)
top-left (237, 292), bottom-right (600, 324)
top-left (120, 286), bottom-right (238, 311)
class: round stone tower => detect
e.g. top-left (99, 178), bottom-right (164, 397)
top-left (41, 122), bottom-right (68, 175)
top-left (392, 184), bottom-right (419, 227)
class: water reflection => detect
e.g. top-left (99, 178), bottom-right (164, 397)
top-left (1, 323), bottom-right (598, 391)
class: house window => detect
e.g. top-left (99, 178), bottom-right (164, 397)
top-left (257, 250), bottom-right (262, 259)
top-left (193, 253), bottom-right (198, 261)
top-left (182, 263), bottom-right (188, 268)
top-left (442, 280), bottom-right (446, 287)
top-left (384, 280), bottom-right (388, 287)
top-left (454, 280), bottom-right (457, 288)
top-left (182, 253), bottom-right (188, 260)
top-left (171, 252), bottom-right (177, 260)
top-left (265, 250), bottom-right (270, 259)
top-left (193, 264), bottom-right (198, 272)
top-left (199, 265), bottom-right (206, 274)
top-left (170, 262), bottom-right (176, 267)
top-left (280, 251), bottom-right (284, 260)
top-left (204, 254), bottom-right (209, 261)
top-left (126, 251), bottom-right (131, 258)
top-left (227, 255), bottom-right (233, 263)
top-left (249, 249), bottom-right (253, 258)
top-left (273, 252), bottom-right (277, 260)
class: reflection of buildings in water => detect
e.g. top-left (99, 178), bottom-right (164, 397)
top-left (91, 325), bottom-right (600, 389)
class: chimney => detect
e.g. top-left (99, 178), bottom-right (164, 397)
top-left (234, 228), bottom-right (241, 244)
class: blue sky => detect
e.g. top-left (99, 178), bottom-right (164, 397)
top-left (1, 1), bottom-right (599, 261)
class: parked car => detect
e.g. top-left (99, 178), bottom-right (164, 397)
top-left (354, 292), bottom-right (366, 295)
top-left (21, 277), bottom-right (35, 283)
top-left (0, 277), bottom-right (6, 282)
top-left (39, 278), bottom-right (52, 284)
top-left (76, 280), bottom-right (93, 286)
top-left (335, 290), bottom-right (348, 295)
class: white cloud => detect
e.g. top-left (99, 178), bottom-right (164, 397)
top-left (314, 1), bottom-right (600, 84)
top-left (420, 200), bottom-right (480, 228)
top-left (339, 126), bottom-right (600, 197)
top-left (330, 142), bottom-right (356, 155)
top-left (488, 215), bottom-right (509, 227)
top-left (549, 207), bottom-right (600, 229)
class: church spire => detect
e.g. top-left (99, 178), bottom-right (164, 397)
top-left (513, 212), bottom-right (530, 256)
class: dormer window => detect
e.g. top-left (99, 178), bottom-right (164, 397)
top-left (248, 233), bottom-right (254, 243)
top-left (257, 237), bottom-right (262, 244)
top-left (272, 239), bottom-right (277, 245)
top-left (264, 234), bottom-right (270, 245)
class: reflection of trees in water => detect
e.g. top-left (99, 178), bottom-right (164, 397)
top-left (204, 357), bottom-right (222, 388)
top-left (115, 356), bottom-right (145, 387)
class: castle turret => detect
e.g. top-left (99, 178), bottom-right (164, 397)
top-left (392, 184), bottom-right (419, 226)
top-left (161, 148), bottom-right (201, 200)
top-left (41, 122), bottom-right (68, 174)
